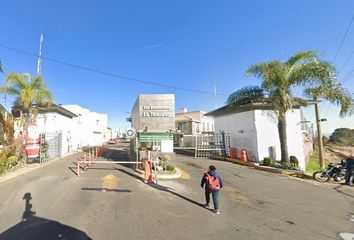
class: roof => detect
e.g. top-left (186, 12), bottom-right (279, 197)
top-left (206, 99), bottom-right (319, 117)
top-left (12, 103), bottom-right (78, 118)
top-left (175, 114), bottom-right (201, 123)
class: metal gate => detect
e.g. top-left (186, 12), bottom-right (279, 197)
top-left (195, 133), bottom-right (230, 158)
top-left (39, 132), bottom-right (62, 164)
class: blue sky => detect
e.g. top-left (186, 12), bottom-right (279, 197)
top-left (0, 0), bottom-right (354, 134)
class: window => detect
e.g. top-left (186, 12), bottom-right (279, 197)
top-left (179, 122), bottom-right (187, 130)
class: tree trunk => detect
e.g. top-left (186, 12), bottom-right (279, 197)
top-left (278, 113), bottom-right (289, 163)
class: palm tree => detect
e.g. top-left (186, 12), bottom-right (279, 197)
top-left (0, 60), bottom-right (3, 73)
top-left (227, 50), bottom-right (354, 163)
top-left (0, 73), bottom-right (53, 127)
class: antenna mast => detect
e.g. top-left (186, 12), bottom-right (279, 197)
top-left (214, 80), bottom-right (217, 109)
top-left (37, 33), bottom-right (44, 75)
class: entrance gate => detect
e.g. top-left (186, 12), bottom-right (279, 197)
top-left (195, 132), bottom-right (230, 158)
top-left (76, 146), bottom-right (157, 183)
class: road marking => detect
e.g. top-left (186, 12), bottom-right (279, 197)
top-left (339, 215), bottom-right (354, 239)
top-left (102, 174), bottom-right (118, 189)
top-left (180, 170), bottom-right (190, 180)
top-left (339, 233), bottom-right (354, 240)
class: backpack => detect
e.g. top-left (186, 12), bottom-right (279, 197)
top-left (205, 173), bottom-right (220, 190)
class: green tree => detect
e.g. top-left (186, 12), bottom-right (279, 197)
top-left (0, 73), bottom-right (53, 126)
top-left (0, 60), bottom-right (3, 73)
top-left (227, 50), bottom-right (354, 163)
top-left (329, 128), bottom-right (354, 146)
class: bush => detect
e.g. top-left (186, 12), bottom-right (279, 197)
top-left (263, 157), bottom-right (273, 166)
top-left (0, 145), bottom-right (17, 174)
top-left (289, 156), bottom-right (299, 167)
top-left (165, 164), bottom-right (175, 173)
top-left (5, 156), bottom-right (17, 169)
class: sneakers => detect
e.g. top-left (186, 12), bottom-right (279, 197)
top-left (204, 204), bottom-right (211, 208)
top-left (214, 210), bottom-right (220, 214)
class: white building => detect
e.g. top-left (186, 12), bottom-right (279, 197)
top-left (206, 101), bottom-right (309, 170)
top-left (13, 104), bottom-right (109, 156)
top-left (175, 108), bottom-right (214, 135)
top-left (13, 104), bottom-right (78, 156)
top-left (62, 105), bottom-right (109, 147)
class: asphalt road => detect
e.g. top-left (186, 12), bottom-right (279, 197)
top-left (0, 146), bottom-right (353, 240)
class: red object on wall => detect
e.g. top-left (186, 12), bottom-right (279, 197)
top-left (240, 149), bottom-right (248, 162)
top-left (230, 148), bottom-right (236, 159)
top-left (25, 143), bottom-right (40, 158)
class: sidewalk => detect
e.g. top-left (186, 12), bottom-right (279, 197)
top-left (0, 151), bottom-right (82, 184)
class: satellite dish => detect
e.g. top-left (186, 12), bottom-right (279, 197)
top-left (126, 128), bottom-right (136, 138)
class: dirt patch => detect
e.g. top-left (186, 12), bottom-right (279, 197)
top-left (323, 145), bottom-right (354, 163)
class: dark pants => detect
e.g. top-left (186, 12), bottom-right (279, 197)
top-left (205, 188), bottom-right (220, 210)
top-left (345, 167), bottom-right (354, 185)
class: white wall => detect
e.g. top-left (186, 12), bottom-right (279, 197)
top-left (214, 111), bottom-right (258, 161)
top-left (201, 115), bottom-right (215, 133)
top-left (35, 112), bottom-right (75, 156)
top-left (62, 105), bottom-right (108, 147)
top-left (214, 109), bottom-right (306, 170)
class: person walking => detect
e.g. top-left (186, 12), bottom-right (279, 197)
top-left (201, 165), bottom-right (224, 214)
top-left (345, 151), bottom-right (354, 186)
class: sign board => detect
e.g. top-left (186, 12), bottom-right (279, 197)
top-left (126, 128), bottom-right (136, 139)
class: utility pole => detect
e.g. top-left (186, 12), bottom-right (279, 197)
top-left (37, 33), bottom-right (44, 76)
top-left (314, 98), bottom-right (324, 169)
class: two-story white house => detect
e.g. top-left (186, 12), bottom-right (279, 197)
top-left (62, 105), bottom-right (109, 147)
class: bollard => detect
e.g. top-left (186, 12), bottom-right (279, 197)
top-left (85, 153), bottom-right (88, 170)
top-left (77, 160), bottom-right (80, 176)
top-left (89, 150), bottom-right (92, 166)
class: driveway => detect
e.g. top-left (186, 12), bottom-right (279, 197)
top-left (0, 148), bottom-right (353, 240)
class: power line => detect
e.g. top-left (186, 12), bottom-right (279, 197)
top-left (338, 50), bottom-right (354, 74)
top-left (333, 13), bottom-right (354, 62)
top-left (0, 43), bottom-right (228, 96)
top-left (342, 67), bottom-right (354, 84)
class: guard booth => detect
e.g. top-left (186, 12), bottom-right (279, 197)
top-left (131, 132), bottom-right (173, 168)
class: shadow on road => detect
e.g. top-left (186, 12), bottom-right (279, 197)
top-left (334, 185), bottom-right (354, 199)
top-left (0, 193), bottom-right (92, 240)
top-left (116, 168), bottom-right (206, 210)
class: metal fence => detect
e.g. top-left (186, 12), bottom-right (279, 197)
top-left (39, 132), bottom-right (62, 164)
top-left (195, 133), bottom-right (230, 158)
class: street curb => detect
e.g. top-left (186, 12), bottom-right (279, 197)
top-left (211, 156), bottom-right (256, 167)
top-left (0, 151), bottom-right (81, 185)
top-left (210, 156), bottom-right (304, 177)
top-left (133, 167), bottom-right (182, 180)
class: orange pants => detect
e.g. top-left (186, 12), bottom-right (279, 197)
top-left (144, 160), bottom-right (153, 182)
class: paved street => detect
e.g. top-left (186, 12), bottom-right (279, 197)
top-left (0, 146), bottom-right (353, 240)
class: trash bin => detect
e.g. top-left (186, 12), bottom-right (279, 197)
top-left (230, 147), bottom-right (236, 159)
top-left (240, 149), bottom-right (248, 161)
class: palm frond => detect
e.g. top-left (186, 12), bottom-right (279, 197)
top-left (245, 63), bottom-right (268, 78)
top-left (305, 81), bottom-right (354, 117)
top-left (259, 61), bottom-right (287, 90)
top-left (287, 61), bottom-right (335, 86)
top-left (227, 85), bottom-right (264, 106)
top-left (0, 86), bottom-right (19, 95)
top-left (6, 72), bottom-right (30, 90)
top-left (286, 50), bottom-right (317, 66)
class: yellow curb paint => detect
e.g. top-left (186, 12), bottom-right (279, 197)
top-left (102, 174), bottom-right (118, 189)
top-left (180, 170), bottom-right (190, 180)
